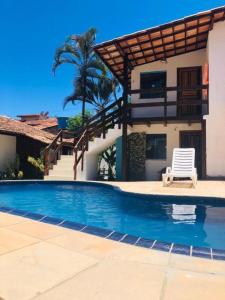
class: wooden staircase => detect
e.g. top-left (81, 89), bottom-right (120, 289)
top-left (44, 97), bottom-right (126, 180)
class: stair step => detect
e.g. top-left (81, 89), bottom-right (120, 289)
top-left (60, 157), bottom-right (74, 162)
top-left (49, 170), bottom-right (74, 176)
top-left (51, 167), bottom-right (73, 172)
top-left (44, 176), bottom-right (74, 180)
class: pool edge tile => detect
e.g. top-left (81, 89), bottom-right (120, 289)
top-left (192, 246), bottom-right (212, 259)
top-left (172, 244), bottom-right (191, 256)
top-left (41, 216), bottom-right (64, 225)
top-left (59, 221), bottom-right (86, 231)
top-left (82, 225), bottom-right (113, 238)
top-left (2, 205), bottom-right (225, 262)
top-left (120, 234), bottom-right (139, 245)
top-left (152, 241), bottom-right (172, 253)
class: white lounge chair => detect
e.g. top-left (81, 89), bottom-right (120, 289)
top-left (162, 148), bottom-right (197, 187)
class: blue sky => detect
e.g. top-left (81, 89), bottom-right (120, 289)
top-left (0, 0), bottom-right (224, 118)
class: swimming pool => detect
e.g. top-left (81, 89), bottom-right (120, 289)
top-left (1, 181), bottom-right (225, 256)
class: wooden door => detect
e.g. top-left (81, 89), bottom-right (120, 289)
top-left (177, 67), bottom-right (202, 117)
top-left (180, 131), bottom-right (203, 178)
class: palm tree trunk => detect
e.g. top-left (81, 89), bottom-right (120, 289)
top-left (82, 74), bottom-right (87, 126)
top-left (82, 95), bottom-right (85, 126)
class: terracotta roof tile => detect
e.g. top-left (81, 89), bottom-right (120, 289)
top-left (0, 116), bottom-right (55, 144)
top-left (22, 118), bottom-right (58, 130)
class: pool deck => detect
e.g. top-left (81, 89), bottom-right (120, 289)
top-left (0, 180), bottom-right (225, 299)
top-left (104, 180), bottom-right (225, 199)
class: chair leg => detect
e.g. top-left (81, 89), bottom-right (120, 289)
top-left (192, 175), bottom-right (197, 188)
top-left (162, 174), bottom-right (168, 187)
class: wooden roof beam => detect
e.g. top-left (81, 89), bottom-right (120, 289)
top-left (108, 39), bottom-right (207, 69)
top-left (102, 31), bottom-right (208, 62)
top-left (98, 22), bottom-right (210, 57)
top-left (112, 42), bottom-right (206, 72)
top-left (94, 11), bottom-right (216, 50)
top-left (114, 41), bottom-right (134, 71)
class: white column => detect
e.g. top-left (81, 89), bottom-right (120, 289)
top-left (206, 21), bottom-right (225, 177)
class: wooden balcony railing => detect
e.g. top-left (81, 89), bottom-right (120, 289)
top-left (44, 85), bottom-right (209, 177)
top-left (129, 85), bottom-right (208, 121)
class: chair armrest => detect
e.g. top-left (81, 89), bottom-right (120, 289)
top-left (166, 167), bottom-right (172, 174)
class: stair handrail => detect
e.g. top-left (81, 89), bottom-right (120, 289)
top-left (44, 129), bottom-right (63, 175)
top-left (73, 97), bottom-right (124, 179)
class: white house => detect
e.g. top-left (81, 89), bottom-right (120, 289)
top-left (45, 6), bottom-right (225, 181)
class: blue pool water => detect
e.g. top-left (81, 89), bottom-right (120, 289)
top-left (1, 181), bottom-right (225, 250)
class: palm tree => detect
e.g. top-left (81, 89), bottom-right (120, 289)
top-left (92, 74), bottom-right (121, 113)
top-left (52, 28), bottom-right (104, 124)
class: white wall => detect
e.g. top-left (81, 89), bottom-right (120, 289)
top-left (133, 123), bottom-right (201, 180)
top-left (206, 21), bottom-right (225, 177)
top-left (131, 49), bottom-right (207, 118)
top-left (0, 134), bottom-right (17, 171)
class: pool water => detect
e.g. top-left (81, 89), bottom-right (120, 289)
top-left (1, 182), bottom-right (225, 250)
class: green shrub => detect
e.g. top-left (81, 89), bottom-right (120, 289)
top-left (0, 155), bottom-right (24, 180)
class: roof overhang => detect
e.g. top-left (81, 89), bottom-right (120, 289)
top-left (94, 6), bottom-right (225, 86)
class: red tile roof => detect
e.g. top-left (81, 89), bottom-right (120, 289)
top-left (94, 5), bottom-right (225, 85)
top-left (22, 117), bottom-right (58, 130)
top-left (0, 116), bottom-right (55, 144)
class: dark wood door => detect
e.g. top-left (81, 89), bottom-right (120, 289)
top-left (180, 131), bottom-right (202, 178)
top-left (177, 67), bottom-right (202, 117)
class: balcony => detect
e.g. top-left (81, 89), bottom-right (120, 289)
top-left (129, 85), bottom-right (208, 123)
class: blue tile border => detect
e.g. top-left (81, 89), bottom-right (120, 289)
top-left (59, 220), bottom-right (86, 231)
top-left (212, 248), bottom-right (225, 260)
top-left (120, 234), bottom-right (139, 245)
top-left (1, 204), bottom-right (225, 261)
top-left (135, 237), bottom-right (155, 248)
top-left (192, 246), bottom-right (212, 259)
top-left (152, 241), bottom-right (172, 252)
top-left (0, 206), bottom-right (13, 213)
top-left (172, 243), bottom-right (191, 256)
top-left (10, 209), bottom-right (28, 217)
top-left (82, 226), bottom-right (113, 238)
top-left (25, 212), bottom-right (45, 221)
top-left (107, 231), bottom-right (126, 241)
top-left (41, 216), bottom-right (63, 225)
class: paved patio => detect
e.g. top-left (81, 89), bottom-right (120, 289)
top-left (106, 180), bottom-right (225, 198)
top-left (0, 209), bottom-right (225, 300)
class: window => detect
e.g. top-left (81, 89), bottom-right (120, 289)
top-left (146, 134), bottom-right (167, 159)
top-left (140, 72), bottom-right (166, 99)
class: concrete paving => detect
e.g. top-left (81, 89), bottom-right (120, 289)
top-left (0, 210), bottom-right (225, 300)
top-left (105, 180), bottom-right (225, 198)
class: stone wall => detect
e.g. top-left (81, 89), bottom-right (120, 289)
top-left (127, 133), bottom-right (146, 181)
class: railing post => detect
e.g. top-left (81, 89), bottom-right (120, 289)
top-left (86, 129), bottom-right (89, 151)
top-left (74, 149), bottom-right (78, 180)
top-left (121, 53), bottom-right (129, 181)
top-left (44, 149), bottom-right (49, 176)
top-left (118, 100), bottom-right (122, 129)
top-left (164, 87), bottom-right (167, 120)
top-left (81, 137), bottom-right (84, 171)
top-left (59, 130), bottom-right (63, 159)
top-left (102, 112), bottom-right (106, 138)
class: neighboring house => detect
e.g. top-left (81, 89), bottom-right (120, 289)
top-left (18, 113), bottom-right (59, 134)
top-left (45, 6), bottom-right (225, 181)
top-left (0, 116), bottom-right (55, 178)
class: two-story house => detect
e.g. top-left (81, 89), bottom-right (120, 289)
top-left (44, 6), bottom-right (225, 181)
top-left (93, 5), bottom-right (225, 181)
